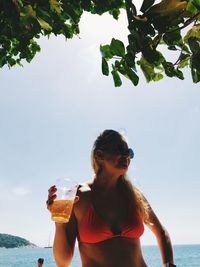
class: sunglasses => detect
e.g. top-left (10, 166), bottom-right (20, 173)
top-left (104, 146), bottom-right (134, 159)
top-left (117, 147), bottom-right (134, 159)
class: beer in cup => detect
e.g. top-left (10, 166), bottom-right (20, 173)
top-left (51, 178), bottom-right (78, 223)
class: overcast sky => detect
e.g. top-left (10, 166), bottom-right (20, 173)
top-left (0, 8), bottom-right (200, 247)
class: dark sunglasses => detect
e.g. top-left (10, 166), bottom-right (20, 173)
top-left (120, 147), bottom-right (134, 159)
top-left (108, 147), bottom-right (134, 159)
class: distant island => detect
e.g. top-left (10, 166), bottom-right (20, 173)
top-left (0, 233), bottom-right (37, 248)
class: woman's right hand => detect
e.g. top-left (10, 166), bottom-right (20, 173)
top-left (46, 185), bottom-right (80, 211)
top-left (46, 185), bottom-right (57, 211)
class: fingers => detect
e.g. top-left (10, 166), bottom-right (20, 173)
top-left (46, 186), bottom-right (80, 211)
top-left (46, 194), bottom-right (57, 205)
top-left (48, 185), bottom-right (56, 195)
top-left (47, 185), bottom-right (57, 209)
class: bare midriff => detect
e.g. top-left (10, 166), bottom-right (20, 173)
top-left (78, 237), bottom-right (148, 267)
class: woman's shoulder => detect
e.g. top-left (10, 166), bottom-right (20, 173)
top-left (74, 180), bottom-right (93, 218)
top-left (76, 180), bottom-right (94, 204)
top-left (77, 180), bottom-right (93, 193)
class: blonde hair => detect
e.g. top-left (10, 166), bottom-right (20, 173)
top-left (117, 175), bottom-right (150, 224)
top-left (91, 129), bottom-right (150, 224)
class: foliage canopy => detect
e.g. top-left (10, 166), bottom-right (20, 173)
top-left (0, 0), bottom-right (200, 86)
top-left (0, 233), bottom-right (35, 248)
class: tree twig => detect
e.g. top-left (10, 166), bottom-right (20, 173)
top-left (125, 0), bottom-right (137, 27)
top-left (12, 0), bottom-right (21, 13)
top-left (169, 12), bottom-right (200, 33)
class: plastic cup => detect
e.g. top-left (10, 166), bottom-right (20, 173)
top-left (51, 178), bottom-right (78, 223)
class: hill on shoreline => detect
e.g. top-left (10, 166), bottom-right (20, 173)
top-left (0, 233), bottom-right (37, 248)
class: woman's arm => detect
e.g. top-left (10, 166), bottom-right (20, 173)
top-left (47, 185), bottom-right (79, 267)
top-left (53, 211), bottom-right (77, 267)
top-left (145, 204), bottom-right (175, 266)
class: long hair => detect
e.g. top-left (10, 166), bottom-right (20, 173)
top-left (91, 129), bottom-right (150, 224)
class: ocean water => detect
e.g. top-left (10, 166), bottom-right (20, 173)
top-left (0, 245), bottom-right (199, 267)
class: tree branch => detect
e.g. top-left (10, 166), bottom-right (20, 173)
top-left (125, 0), bottom-right (137, 27)
top-left (12, 0), bottom-right (21, 13)
top-left (169, 12), bottom-right (200, 33)
top-left (153, 34), bottom-right (163, 49)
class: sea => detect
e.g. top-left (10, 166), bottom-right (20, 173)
top-left (0, 245), bottom-right (199, 267)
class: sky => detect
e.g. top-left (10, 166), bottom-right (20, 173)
top-left (0, 6), bottom-right (200, 248)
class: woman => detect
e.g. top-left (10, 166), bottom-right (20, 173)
top-left (47, 129), bottom-right (176, 267)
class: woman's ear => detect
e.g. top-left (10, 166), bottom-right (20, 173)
top-left (95, 150), bottom-right (104, 161)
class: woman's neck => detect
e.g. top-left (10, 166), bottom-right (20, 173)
top-left (93, 172), bottom-right (122, 191)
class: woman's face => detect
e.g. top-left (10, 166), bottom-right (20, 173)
top-left (97, 140), bottom-right (133, 175)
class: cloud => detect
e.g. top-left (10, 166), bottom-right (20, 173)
top-left (12, 186), bottom-right (31, 196)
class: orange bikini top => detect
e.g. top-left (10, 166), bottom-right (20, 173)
top-left (78, 203), bottom-right (144, 244)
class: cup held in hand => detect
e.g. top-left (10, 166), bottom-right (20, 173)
top-left (51, 178), bottom-right (78, 223)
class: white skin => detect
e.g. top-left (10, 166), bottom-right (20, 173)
top-left (47, 139), bottom-right (175, 267)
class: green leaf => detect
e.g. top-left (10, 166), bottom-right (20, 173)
top-left (148, 0), bottom-right (188, 16)
top-left (127, 68), bottom-right (139, 86)
top-left (100, 45), bottom-right (113, 59)
top-left (124, 53), bottom-right (136, 69)
top-left (140, 0), bottom-right (155, 13)
top-left (26, 54), bottom-right (34, 63)
top-left (178, 53), bottom-right (190, 68)
top-left (153, 73), bottom-right (164, 81)
top-left (162, 61), bottom-right (176, 77)
top-left (30, 40), bottom-right (41, 53)
top-left (7, 57), bottom-right (16, 67)
top-left (175, 68), bottom-right (184, 80)
top-left (182, 44), bottom-right (190, 53)
top-left (16, 59), bottom-right (24, 67)
top-left (188, 37), bottom-right (200, 53)
top-left (191, 66), bottom-right (200, 83)
top-left (110, 38), bottom-right (125, 57)
top-left (20, 5), bottom-right (36, 18)
top-left (81, 0), bottom-right (93, 11)
top-left (109, 9), bottom-right (121, 20)
top-left (138, 56), bottom-right (155, 82)
top-left (36, 17), bottom-right (52, 31)
top-left (147, 50), bottom-right (164, 66)
top-left (163, 30), bottom-right (182, 46)
top-left (114, 60), bottom-right (121, 68)
top-left (111, 70), bottom-right (122, 87)
top-left (102, 58), bottom-right (109, 76)
top-left (138, 56), bottom-right (164, 82)
top-left (191, 52), bottom-right (200, 72)
top-left (49, 0), bottom-right (63, 14)
top-left (16, 0), bottom-right (23, 7)
top-left (37, 8), bottom-right (51, 20)
top-left (186, 0), bottom-right (198, 14)
top-left (0, 56), bottom-right (7, 68)
top-left (184, 25), bottom-right (200, 44)
top-left (191, 0), bottom-right (200, 10)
